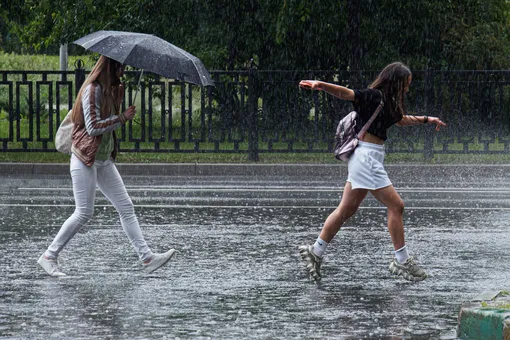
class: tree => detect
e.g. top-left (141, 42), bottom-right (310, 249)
top-left (359, 0), bottom-right (510, 70)
top-left (2, 0), bottom-right (509, 70)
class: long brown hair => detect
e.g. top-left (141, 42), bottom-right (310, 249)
top-left (71, 55), bottom-right (122, 125)
top-left (369, 62), bottom-right (411, 118)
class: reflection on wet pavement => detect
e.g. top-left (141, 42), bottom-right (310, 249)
top-left (1, 173), bottom-right (509, 339)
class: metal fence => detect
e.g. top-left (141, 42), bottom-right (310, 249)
top-left (1, 65), bottom-right (510, 160)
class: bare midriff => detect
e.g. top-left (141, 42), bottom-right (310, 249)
top-left (360, 132), bottom-right (384, 145)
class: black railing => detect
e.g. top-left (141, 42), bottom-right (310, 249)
top-left (1, 66), bottom-right (510, 160)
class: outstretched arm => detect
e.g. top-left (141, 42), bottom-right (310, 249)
top-left (396, 115), bottom-right (446, 131)
top-left (299, 80), bottom-right (355, 101)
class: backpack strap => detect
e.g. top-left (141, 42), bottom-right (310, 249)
top-left (357, 90), bottom-right (384, 139)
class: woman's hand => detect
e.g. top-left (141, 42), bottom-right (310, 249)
top-left (122, 106), bottom-right (136, 121)
top-left (299, 80), bottom-right (322, 91)
top-left (429, 117), bottom-right (446, 131)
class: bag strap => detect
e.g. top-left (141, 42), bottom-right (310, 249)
top-left (357, 90), bottom-right (384, 139)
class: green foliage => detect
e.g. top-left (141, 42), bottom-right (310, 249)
top-left (360, 0), bottom-right (510, 70)
top-left (0, 51), bottom-right (85, 70)
top-left (2, 0), bottom-right (510, 71)
top-left (480, 301), bottom-right (510, 309)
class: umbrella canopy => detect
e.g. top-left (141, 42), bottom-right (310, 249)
top-left (73, 30), bottom-right (214, 87)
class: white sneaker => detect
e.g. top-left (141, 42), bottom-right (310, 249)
top-left (389, 256), bottom-right (427, 282)
top-left (37, 254), bottom-right (67, 277)
top-left (298, 245), bottom-right (322, 282)
top-left (142, 249), bottom-right (175, 273)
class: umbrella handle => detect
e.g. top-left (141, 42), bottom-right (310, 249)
top-left (133, 69), bottom-right (144, 104)
top-left (129, 69), bottom-right (144, 126)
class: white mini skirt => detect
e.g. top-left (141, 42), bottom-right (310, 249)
top-left (347, 141), bottom-right (392, 190)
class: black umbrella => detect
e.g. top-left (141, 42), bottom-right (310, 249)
top-left (73, 30), bottom-right (214, 87)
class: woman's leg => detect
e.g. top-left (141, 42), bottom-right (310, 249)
top-left (95, 160), bottom-right (153, 262)
top-left (370, 184), bottom-right (405, 250)
top-left (299, 182), bottom-right (368, 282)
top-left (45, 154), bottom-right (97, 258)
top-left (370, 184), bottom-right (427, 281)
top-left (320, 181), bottom-right (369, 243)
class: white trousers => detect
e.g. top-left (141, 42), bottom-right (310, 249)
top-left (45, 154), bottom-right (153, 262)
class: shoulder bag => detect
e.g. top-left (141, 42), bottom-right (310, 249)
top-left (55, 110), bottom-right (73, 154)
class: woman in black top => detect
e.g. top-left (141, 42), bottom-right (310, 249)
top-left (298, 62), bottom-right (446, 282)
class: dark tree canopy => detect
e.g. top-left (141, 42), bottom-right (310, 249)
top-left (1, 0), bottom-right (509, 70)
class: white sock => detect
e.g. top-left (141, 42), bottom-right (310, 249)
top-left (395, 245), bottom-right (409, 264)
top-left (312, 237), bottom-right (328, 257)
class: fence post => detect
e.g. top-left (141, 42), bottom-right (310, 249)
top-left (423, 69), bottom-right (434, 160)
top-left (74, 59), bottom-right (86, 96)
top-left (247, 64), bottom-right (259, 161)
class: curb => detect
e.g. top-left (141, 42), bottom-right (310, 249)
top-left (457, 291), bottom-right (510, 340)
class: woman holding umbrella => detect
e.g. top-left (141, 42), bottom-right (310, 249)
top-left (37, 55), bottom-right (175, 276)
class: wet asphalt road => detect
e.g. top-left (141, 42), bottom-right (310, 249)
top-left (0, 167), bottom-right (509, 339)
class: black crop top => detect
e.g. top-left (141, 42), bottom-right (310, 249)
top-left (353, 88), bottom-right (403, 141)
